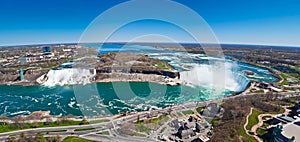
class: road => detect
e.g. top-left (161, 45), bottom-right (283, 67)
top-left (0, 91), bottom-right (299, 141)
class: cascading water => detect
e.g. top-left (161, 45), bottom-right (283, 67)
top-left (180, 62), bottom-right (250, 93)
top-left (43, 68), bottom-right (96, 86)
top-left (180, 64), bottom-right (216, 87)
top-left (0, 44), bottom-right (279, 117)
top-left (232, 74), bottom-right (250, 93)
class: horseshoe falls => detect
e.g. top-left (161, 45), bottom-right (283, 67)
top-left (180, 63), bottom-right (250, 94)
top-left (0, 44), bottom-right (278, 117)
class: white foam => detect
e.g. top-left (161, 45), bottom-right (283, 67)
top-left (43, 68), bottom-right (96, 86)
top-left (68, 101), bottom-right (76, 108)
top-left (180, 62), bottom-right (249, 93)
top-left (9, 110), bottom-right (31, 116)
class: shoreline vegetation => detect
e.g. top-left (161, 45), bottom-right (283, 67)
top-left (210, 93), bottom-right (299, 142)
top-left (0, 53), bottom-right (284, 119)
top-left (0, 80), bottom-right (286, 131)
top-left (0, 52), bottom-right (181, 86)
top-left (0, 89), bottom-right (298, 137)
top-left (231, 59), bottom-right (282, 83)
top-left (1, 44), bottom-right (299, 141)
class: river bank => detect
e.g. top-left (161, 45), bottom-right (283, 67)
top-left (0, 52), bottom-right (280, 118)
top-left (230, 57), bottom-right (282, 83)
top-left (94, 72), bottom-right (181, 86)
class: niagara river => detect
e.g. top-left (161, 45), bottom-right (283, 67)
top-left (0, 44), bottom-right (279, 117)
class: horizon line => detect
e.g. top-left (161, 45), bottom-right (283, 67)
top-left (0, 41), bottom-right (300, 48)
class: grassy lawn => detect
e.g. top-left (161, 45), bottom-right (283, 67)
top-left (284, 87), bottom-right (295, 91)
top-left (290, 66), bottom-right (300, 73)
top-left (253, 90), bottom-right (264, 94)
top-left (211, 119), bottom-right (219, 126)
top-left (257, 128), bottom-right (267, 136)
top-left (38, 120), bottom-right (89, 127)
top-left (279, 73), bottom-right (290, 85)
top-left (74, 128), bottom-right (95, 131)
top-left (196, 106), bottom-right (205, 114)
top-left (133, 115), bottom-right (169, 135)
top-left (132, 132), bottom-right (147, 137)
top-left (289, 98), bottom-right (298, 103)
top-left (0, 124), bottom-right (23, 133)
top-left (89, 119), bottom-right (110, 124)
top-left (262, 116), bottom-right (272, 121)
top-left (44, 130), bottom-right (67, 133)
top-left (153, 115), bottom-right (168, 123)
top-left (177, 112), bottom-right (183, 117)
top-left (135, 123), bottom-right (151, 135)
top-left (97, 131), bottom-right (110, 135)
top-left (135, 114), bottom-right (168, 125)
top-left (246, 109), bottom-right (263, 130)
top-left (280, 81), bottom-right (290, 86)
top-left (278, 71), bottom-right (300, 85)
top-left (262, 122), bottom-right (270, 128)
top-left (0, 120), bottom-right (89, 133)
top-left (182, 110), bottom-right (194, 115)
top-left (154, 62), bottom-right (173, 70)
top-left (240, 129), bottom-right (256, 142)
top-left (63, 136), bottom-right (95, 142)
top-left (269, 108), bottom-right (285, 114)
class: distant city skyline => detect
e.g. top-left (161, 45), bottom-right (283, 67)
top-left (0, 0), bottom-right (300, 47)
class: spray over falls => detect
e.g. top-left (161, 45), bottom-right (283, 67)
top-left (41, 68), bottom-right (96, 86)
top-left (0, 44), bottom-right (279, 116)
top-left (179, 62), bottom-right (250, 93)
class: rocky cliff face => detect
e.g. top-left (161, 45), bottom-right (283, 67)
top-left (1, 52), bottom-right (180, 86)
top-left (0, 69), bottom-right (49, 85)
top-left (0, 69), bottom-right (19, 83)
top-left (94, 72), bottom-right (180, 86)
top-left (96, 68), bottom-right (179, 78)
top-left (24, 69), bottom-right (49, 82)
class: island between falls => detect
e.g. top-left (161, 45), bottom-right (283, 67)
top-left (1, 52), bottom-right (181, 86)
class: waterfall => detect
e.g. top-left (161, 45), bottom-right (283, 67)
top-left (43, 68), bottom-right (96, 86)
top-left (230, 74), bottom-right (250, 92)
top-left (180, 62), bottom-right (250, 93)
top-left (180, 64), bottom-right (216, 87)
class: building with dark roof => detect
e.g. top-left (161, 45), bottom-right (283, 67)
top-left (43, 46), bottom-right (51, 55)
top-left (276, 115), bottom-right (296, 123)
top-left (178, 129), bottom-right (195, 139)
top-left (271, 125), bottom-right (295, 142)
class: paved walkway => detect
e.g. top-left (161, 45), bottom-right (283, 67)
top-left (251, 114), bottom-right (274, 135)
top-left (243, 107), bottom-right (253, 136)
top-left (251, 105), bottom-right (291, 133)
top-left (247, 105), bottom-right (292, 142)
top-left (244, 107), bottom-right (263, 142)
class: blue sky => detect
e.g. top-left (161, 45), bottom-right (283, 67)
top-left (0, 0), bottom-right (300, 46)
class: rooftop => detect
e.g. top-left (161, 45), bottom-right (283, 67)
top-left (277, 115), bottom-right (296, 123)
top-left (282, 121), bottom-right (300, 142)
